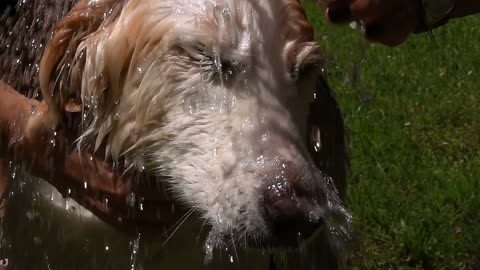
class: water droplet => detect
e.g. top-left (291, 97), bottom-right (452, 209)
top-left (308, 209), bottom-right (322, 223)
top-left (138, 197), bottom-right (145, 211)
top-left (311, 126), bottom-right (322, 152)
top-left (203, 232), bottom-right (215, 264)
top-left (261, 133), bottom-right (269, 143)
top-left (222, 7), bottom-right (230, 16)
top-left (114, 112), bottom-right (121, 120)
top-left (129, 233), bottom-right (141, 270)
top-left (126, 192), bottom-right (136, 207)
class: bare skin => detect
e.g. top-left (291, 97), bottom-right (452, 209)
top-left (1, 0), bottom-right (479, 236)
top-left (0, 160), bottom-right (8, 267)
top-left (0, 82), bottom-right (185, 234)
top-left (323, 0), bottom-right (480, 46)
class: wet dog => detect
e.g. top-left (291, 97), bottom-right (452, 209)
top-left (1, 0), bottom-right (350, 269)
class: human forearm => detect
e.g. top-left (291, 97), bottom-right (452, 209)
top-left (0, 83), bottom-right (130, 199)
top-left (324, 0), bottom-right (480, 46)
top-left (0, 83), bottom-right (39, 158)
top-left (452, 0), bottom-right (480, 18)
top-left (0, 82), bottom-right (182, 231)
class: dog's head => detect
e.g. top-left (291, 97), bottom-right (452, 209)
top-left (41, 0), bottom-right (351, 249)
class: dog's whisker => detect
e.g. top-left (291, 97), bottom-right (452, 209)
top-left (162, 207), bottom-right (195, 237)
top-left (162, 207), bottom-right (196, 246)
top-left (229, 227), bottom-right (240, 264)
top-left (4, 0), bottom-right (351, 267)
top-left (195, 217), bottom-right (210, 246)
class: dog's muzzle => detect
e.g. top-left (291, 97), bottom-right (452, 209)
top-left (261, 162), bottom-right (328, 247)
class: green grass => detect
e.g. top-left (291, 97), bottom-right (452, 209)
top-left (302, 2), bottom-right (480, 269)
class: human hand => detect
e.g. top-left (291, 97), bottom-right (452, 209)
top-left (0, 82), bottom-right (185, 234)
top-left (323, 0), bottom-right (421, 46)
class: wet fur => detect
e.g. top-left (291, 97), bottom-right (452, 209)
top-left (1, 0), bottom-right (349, 269)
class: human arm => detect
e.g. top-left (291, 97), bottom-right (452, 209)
top-left (452, 1), bottom-right (480, 18)
top-left (322, 0), bottom-right (480, 46)
top-left (0, 82), bottom-right (184, 233)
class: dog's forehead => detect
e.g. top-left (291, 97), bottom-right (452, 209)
top-left (163, 0), bottom-right (314, 47)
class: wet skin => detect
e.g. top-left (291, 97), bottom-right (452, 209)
top-left (323, 0), bottom-right (480, 46)
top-left (0, 82), bottom-right (185, 233)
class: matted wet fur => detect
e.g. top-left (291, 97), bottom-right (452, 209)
top-left (0, 0), bottom-right (350, 269)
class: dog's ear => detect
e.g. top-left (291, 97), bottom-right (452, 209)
top-left (39, 0), bottom-right (125, 115)
top-left (26, 0), bottom-right (126, 141)
top-left (282, 0), bottom-right (315, 42)
top-left (308, 75), bottom-right (348, 199)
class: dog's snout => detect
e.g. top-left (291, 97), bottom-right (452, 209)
top-left (263, 169), bottom-right (326, 246)
top-left (265, 197), bottom-right (324, 244)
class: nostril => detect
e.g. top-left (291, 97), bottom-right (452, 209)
top-left (261, 162), bottom-right (328, 245)
top-left (266, 198), bottom-right (302, 223)
top-left (265, 196), bottom-right (325, 246)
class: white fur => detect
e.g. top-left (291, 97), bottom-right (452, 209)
top-left (39, 0), bottom-right (345, 251)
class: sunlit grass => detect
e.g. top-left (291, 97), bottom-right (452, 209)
top-left (303, 1), bottom-right (480, 268)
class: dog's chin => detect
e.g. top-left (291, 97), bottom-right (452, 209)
top-left (211, 216), bottom-right (326, 250)
top-left (265, 218), bottom-right (326, 248)
top-left (246, 227), bottom-right (326, 250)
top-left (199, 189), bottom-right (332, 250)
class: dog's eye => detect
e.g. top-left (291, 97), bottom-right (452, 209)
top-left (211, 59), bottom-right (238, 85)
top-left (193, 51), bottom-right (240, 85)
top-left (219, 60), bottom-right (236, 80)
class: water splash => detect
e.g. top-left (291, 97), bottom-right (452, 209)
top-left (126, 192), bottom-right (136, 208)
top-left (129, 233), bottom-right (141, 270)
top-left (311, 125), bottom-right (322, 152)
top-left (203, 229), bottom-right (224, 264)
top-left (321, 173), bottom-right (353, 252)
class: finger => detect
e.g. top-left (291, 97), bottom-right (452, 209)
top-left (326, 0), bottom-right (353, 24)
top-left (349, 0), bottom-right (396, 20)
top-left (360, 7), bottom-right (418, 46)
top-left (54, 169), bottom-right (183, 224)
top-left (62, 152), bottom-right (130, 197)
top-left (71, 187), bottom-right (186, 233)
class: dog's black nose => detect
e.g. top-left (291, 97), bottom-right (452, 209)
top-left (263, 175), bottom-right (326, 246)
top-left (266, 197), bottom-right (324, 245)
